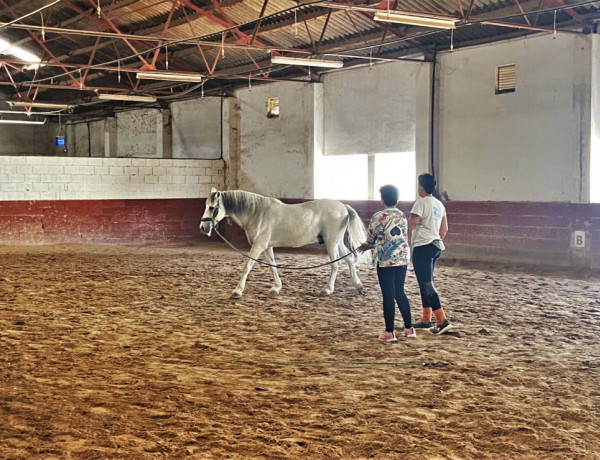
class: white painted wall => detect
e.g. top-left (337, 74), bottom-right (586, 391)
top-left (436, 34), bottom-right (592, 202)
top-left (591, 35), bottom-right (600, 204)
top-left (0, 156), bottom-right (224, 200)
top-left (233, 81), bottom-right (317, 198)
top-left (5, 33), bottom-right (599, 205)
top-left (171, 97), bottom-right (222, 159)
top-left (323, 62), bottom-right (418, 156)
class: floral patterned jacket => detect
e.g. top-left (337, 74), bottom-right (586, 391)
top-left (366, 208), bottom-right (410, 267)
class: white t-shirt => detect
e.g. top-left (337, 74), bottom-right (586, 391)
top-left (410, 196), bottom-right (446, 248)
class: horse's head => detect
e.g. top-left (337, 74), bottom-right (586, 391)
top-left (200, 188), bottom-right (226, 236)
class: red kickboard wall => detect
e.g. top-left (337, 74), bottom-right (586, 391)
top-left (0, 198), bottom-right (599, 270)
top-left (0, 199), bottom-right (207, 245)
top-left (223, 199), bottom-right (600, 271)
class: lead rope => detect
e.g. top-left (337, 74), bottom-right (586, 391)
top-left (212, 227), bottom-right (359, 271)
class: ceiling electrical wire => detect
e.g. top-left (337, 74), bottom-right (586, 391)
top-left (0, 0), bottom-right (63, 32)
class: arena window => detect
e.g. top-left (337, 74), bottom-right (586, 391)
top-left (314, 152), bottom-right (415, 201)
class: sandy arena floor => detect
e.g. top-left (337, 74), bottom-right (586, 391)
top-left (0, 243), bottom-right (599, 459)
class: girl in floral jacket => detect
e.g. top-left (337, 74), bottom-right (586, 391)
top-left (358, 185), bottom-right (415, 342)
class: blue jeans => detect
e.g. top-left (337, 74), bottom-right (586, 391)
top-left (412, 243), bottom-right (442, 311)
top-left (376, 265), bottom-right (412, 332)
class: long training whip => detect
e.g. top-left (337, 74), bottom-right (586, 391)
top-left (213, 227), bottom-right (359, 271)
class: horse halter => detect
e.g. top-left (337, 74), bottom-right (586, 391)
top-left (201, 196), bottom-right (222, 229)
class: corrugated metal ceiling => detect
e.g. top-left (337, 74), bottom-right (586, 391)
top-left (0, 0), bottom-right (598, 115)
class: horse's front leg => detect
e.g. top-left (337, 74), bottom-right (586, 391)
top-left (262, 247), bottom-right (282, 296)
top-left (232, 243), bottom-right (266, 299)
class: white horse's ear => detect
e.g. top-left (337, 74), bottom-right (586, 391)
top-left (210, 187), bottom-right (217, 194)
top-left (215, 191), bottom-right (221, 199)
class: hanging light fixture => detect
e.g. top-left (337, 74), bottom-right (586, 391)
top-left (271, 56), bottom-right (343, 69)
top-left (98, 93), bottom-right (157, 102)
top-left (7, 101), bottom-right (74, 109)
top-left (136, 71), bottom-right (204, 82)
top-left (373, 12), bottom-right (456, 29)
top-left (0, 118), bottom-right (46, 125)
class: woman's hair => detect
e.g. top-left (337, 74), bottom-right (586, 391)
top-left (379, 184), bottom-right (399, 206)
top-left (418, 174), bottom-right (436, 194)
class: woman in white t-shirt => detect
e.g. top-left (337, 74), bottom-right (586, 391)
top-left (408, 174), bottom-right (453, 335)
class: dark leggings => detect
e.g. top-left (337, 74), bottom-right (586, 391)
top-left (412, 243), bottom-right (442, 311)
top-left (376, 265), bottom-right (412, 332)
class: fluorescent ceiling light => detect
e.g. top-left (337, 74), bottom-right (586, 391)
top-left (136, 71), bottom-right (204, 82)
top-left (0, 110), bottom-right (58, 116)
top-left (271, 56), bottom-right (343, 68)
top-left (0, 118), bottom-right (46, 125)
top-left (7, 101), bottom-right (74, 109)
top-left (0, 37), bottom-right (42, 69)
top-left (98, 93), bottom-right (157, 102)
top-left (373, 12), bottom-right (456, 29)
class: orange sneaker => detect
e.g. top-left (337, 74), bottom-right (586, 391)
top-left (378, 331), bottom-right (398, 342)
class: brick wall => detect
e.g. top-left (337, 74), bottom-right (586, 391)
top-left (1, 174), bottom-right (599, 271)
top-left (0, 156), bottom-right (224, 245)
top-left (0, 156), bottom-right (224, 201)
top-left (0, 199), bottom-right (206, 244)
top-left (442, 202), bottom-right (600, 269)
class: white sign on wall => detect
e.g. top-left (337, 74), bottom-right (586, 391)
top-left (572, 230), bottom-right (586, 248)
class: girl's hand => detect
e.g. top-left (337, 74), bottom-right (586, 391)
top-left (357, 243), bottom-right (372, 254)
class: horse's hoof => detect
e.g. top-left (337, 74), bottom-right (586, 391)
top-left (269, 288), bottom-right (281, 297)
top-left (320, 288), bottom-right (332, 296)
top-left (357, 286), bottom-right (365, 295)
top-left (231, 290), bottom-right (242, 299)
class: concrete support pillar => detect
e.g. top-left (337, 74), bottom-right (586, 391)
top-left (415, 62), bottom-right (433, 183)
top-left (226, 98), bottom-right (241, 190)
top-left (590, 34), bottom-right (600, 203)
top-left (104, 117), bottom-right (117, 157)
top-left (310, 83), bottom-right (323, 200)
top-left (161, 109), bottom-right (172, 159)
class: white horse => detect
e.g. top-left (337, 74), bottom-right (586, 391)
top-left (200, 188), bottom-right (367, 299)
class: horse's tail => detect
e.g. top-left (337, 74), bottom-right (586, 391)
top-left (345, 205), bottom-right (371, 264)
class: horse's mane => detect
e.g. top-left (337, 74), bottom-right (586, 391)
top-left (220, 190), bottom-right (277, 216)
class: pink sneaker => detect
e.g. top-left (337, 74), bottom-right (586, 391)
top-left (401, 327), bottom-right (417, 338)
top-left (378, 331), bottom-right (398, 342)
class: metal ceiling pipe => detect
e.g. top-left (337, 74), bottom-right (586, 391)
top-left (0, 0), bottom-right (62, 32)
top-left (480, 19), bottom-right (584, 34)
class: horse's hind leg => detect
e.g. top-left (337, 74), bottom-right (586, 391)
top-left (263, 247), bottom-right (282, 296)
top-left (321, 241), bottom-right (340, 296)
top-left (232, 243), bottom-right (266, 298)
top-left (338, 240), bottom-right (364, 294)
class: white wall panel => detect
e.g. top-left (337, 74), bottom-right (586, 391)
top-left (116, 109), bottom-right (163, 158)
top-left (171, 97), bottom-right (222, 159)
top-left (233, 81), bottom-right (317, 199)
top-left (437, 34), bottom-right (592, 203)
top-left (323, 62), bottom-right (420, 155)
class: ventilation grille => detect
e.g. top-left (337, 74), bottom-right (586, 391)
top-left (496, 64), bottom-right (516, 94)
